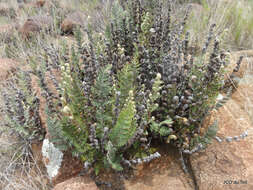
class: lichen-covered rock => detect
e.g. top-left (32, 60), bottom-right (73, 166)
top-left (53, 176), bottom-right (99, 190)
top-left (42, 138), bottom-right (63, 180)
top-left (61, 11), bottom-right (87, 34)
top-left (19, 15), bottom-right (53, 38)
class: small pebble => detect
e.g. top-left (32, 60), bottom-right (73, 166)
top-left (154, 152), bottom-right (161, 158)
top-left (226, 137), bottom-right (233, 142)
top-left (215, 136), bottom-right (222, 143)
top-left (243, 131), bottom-right (248, 137)
top-left (240, 131), bottom-right (248, 139)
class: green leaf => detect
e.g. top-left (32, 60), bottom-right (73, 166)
top-left (117, 63), bottom-right (134, 108)
top-left (159, 126), bottom-right (173, 136)
top-left (150, 119), bottom-right (173, 136)
top-left (159, 119), bottom-right (173, 127)
top-left (109, 91), bottom-right (136, 147)
top-left (91, 65), bottom-right (113, 135)
top-left (106, 141), bottom-right (123, 171)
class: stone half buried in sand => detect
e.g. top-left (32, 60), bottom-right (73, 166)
top-left (33, 139), bottom-right (83, 186)
top-left (53, 176), bottom-right (99, 190)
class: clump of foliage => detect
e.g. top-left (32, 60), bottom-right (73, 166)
top-left (1, 0), bottom-right (242, 174)
top-left (46, 0), bottom-right (230, 172)
top-left (1, 72), bottom-right (46, 143)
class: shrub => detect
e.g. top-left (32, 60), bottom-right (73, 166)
top-left (1, 0), bottom-right (242, 175)
top-left (1, 72), bottom-right (45, 143)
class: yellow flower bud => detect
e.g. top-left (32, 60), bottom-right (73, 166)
top-left (166, 135), bottom-right (177, 143)
top-left (156, 73), bottom-right (161, 79)
top-left (62, 106), bottom-right (71, 114)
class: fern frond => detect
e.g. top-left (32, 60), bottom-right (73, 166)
top-left (116, 63), bottom-right (135, 108)
top-left (91, 64), bottom-right (113, 135)
top-left (148, 73), bottom-right (163, 114)
top-left (109, 90), bottom-right (137, 148)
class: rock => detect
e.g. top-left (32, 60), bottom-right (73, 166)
top-left (42, 138), bottom-right (64, 180)
top-left (19, 15), bottom-right (53, 38)
top-left (190, 56), bottom-right (253, 190)
top-left (51, 151), bottom-right (83, 185)
top-left (123, 146), bottom-right (194, 190)
top-left (61, 11), bottom-right (87, 34)
top-left (0, 58), bottom-right (20, 81)
top-left (19, 18), bottom-right (41, 38)
top-left (53, 176), bottom-right (99, 190)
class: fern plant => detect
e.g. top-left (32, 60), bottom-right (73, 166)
top-left (41, 0), bottom-right (241, 173)
top-left (2, 0), bottom-right (243, 175)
